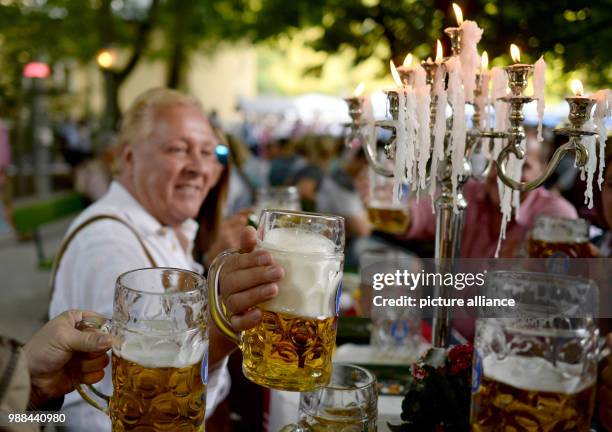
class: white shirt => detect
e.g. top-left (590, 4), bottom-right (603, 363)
top-left (49, 181), bottom-right (230, 431)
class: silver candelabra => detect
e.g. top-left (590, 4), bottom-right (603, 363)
top-left (344, 29), bottom-right (598, 348)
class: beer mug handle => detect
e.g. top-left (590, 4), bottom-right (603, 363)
top-left (208, 248), bottom-right (241, 345)
top-left (75, 316), bottom-right (113, 414)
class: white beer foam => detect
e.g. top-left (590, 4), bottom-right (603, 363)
top-left (116, 324), bottom-right (206, 369)
top-left (260, 228), bottom-right (342, 318)
top-left (483, 354), bottom-right (594, 395)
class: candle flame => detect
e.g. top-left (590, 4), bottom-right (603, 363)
top-left (571, 79), bottom-right (584, 96)
top-left (452, 3), bottom-right (463, 25)
top-left (353, 82), bottom-right (365, 97)
top-left (435, 40), bottom-right (443, 62)
top-left (510, 44), bottom-right (521, 63)
top-left (403, 53), bottom-right (413, 67)
top-left (390, 60), bottom-right (402, 87)
top-left (481, 51), bottom-right (488, 71)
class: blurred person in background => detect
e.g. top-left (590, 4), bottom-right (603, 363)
top-left (224, 134), bottom-right (259, 216)
top-left (268, 134), bottom-right (306, 187)
top-left (592, 150), bottom-right (612, 257)
top-left (194, 132), bottom-right (252, 271)
top-left (0, 310), bottom-right (112, 432)
top-left (289, 134), bottom-right (340, 212)
top-left (317, 145), bottom-right (371, 268)
top-left (48, 88), bottom-right (284, 431)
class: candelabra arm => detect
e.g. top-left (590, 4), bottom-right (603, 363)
top-left (495, 138), bottom-right (588, 192)
top-left (362, 133), bottom-right (394, 177)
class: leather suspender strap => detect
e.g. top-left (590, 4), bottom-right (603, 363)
top-left (49, 214), bottom-right (157, 299)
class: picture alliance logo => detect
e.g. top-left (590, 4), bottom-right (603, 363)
top-left (372, 269), bottom-right (488, 291)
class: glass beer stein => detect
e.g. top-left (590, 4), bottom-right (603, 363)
top-left (366, 174), bottom-right (410, 235)
top-left (280, 363), bottom-right (378, 432)
top-left (252, 186), bottom-right (302, 224)
top-left (528, 215), bottom-right (592, 258)
top-left (210, 209), bottom-right (345, 392)
top-left (76, 268), bottom-right (209, 431)
top-left (470, 271), bottom-right (600, 432)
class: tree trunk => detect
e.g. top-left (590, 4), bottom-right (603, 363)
top-left (102, 70), bottom-right (120, 132)
top-left (166, 42), bottom-right (185, 89)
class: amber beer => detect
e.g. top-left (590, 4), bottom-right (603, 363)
top-left (366, 204), bottom-right (410, 234)
top-left (242, 311), bottom-right (337, 391)
top-left (471, 356), bottom-right (596, 431)
top-left (242, 226), bottom-right (343, 391)
top-left (110, 351), bottom-right (205, 431)
top-left (528, 216), bottom-right (592, 258)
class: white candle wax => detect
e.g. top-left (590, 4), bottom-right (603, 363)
top-left (593, 89), bottom-right (611, 189)
top-left (429, 65), bottom-right (448, 210)
top-left (414, 65), bottom-right (431, 192)
top-left (459, 20), bottom-right (484, 104)
top-left (533, 56), bottom-right (547, 142)
top-left (447, 56), bottom-right (467, 212)
top-left (490, 67), bottom-right (508, 162)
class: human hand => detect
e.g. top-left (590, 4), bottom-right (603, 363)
top-left (22, 310), bottom-right (112, 406)
top-left (599, 334), bottom-right (612, 430)
top-left (218, 226), bottom-right (283, 332)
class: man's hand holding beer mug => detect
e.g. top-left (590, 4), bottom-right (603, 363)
top-left (22, 310), bottom-right (112, 408)
top-left (209, 209), bottom-right (345, 392)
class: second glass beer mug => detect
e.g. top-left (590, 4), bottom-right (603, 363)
top-left (470, 271), bottom-right (600, 432)
top-left (528, 215), bottom-right (592, 258)
top-left (210, 209), bottom-right (345, 392)
top-left (280, 363), bottom-right (378, 431)
top-left (76, 268), bottom-right (208, 431)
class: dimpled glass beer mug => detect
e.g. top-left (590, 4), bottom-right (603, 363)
top-left (210, 209), bottom-right (345, 392)
top-left (280, 363), bottom-right (378, 432)
top-left (528, 215), bottom-right (592, 258)
top-left (76, 268), bottom-right (208, 431)
top-left (470, 271), bottom-right (600, 432)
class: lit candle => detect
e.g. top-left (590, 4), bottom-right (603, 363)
top-left (435, 40), bottom-right (444, 64)
top-left (453, 3), bottom-right (463, 25)
top-left (510, 44), bottom-right (521, 64)
top-left (353, 82), bottom-right (365, 97)
top-left (430, 53), bottom-right (448, 207)
top-left (505, 44), bottom-right (533, 97)
top-left (566, 79), bottom-right (598, 209)
top-left (455, 4), bottom-right (484, 103)
top-left (397, 53), bottom-right (415, 87)
top-left (389, 60), bottom-right (417, 202)
top-left (476, 51), bottom-right (491, 130)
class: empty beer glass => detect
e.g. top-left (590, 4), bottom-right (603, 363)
top-left (280, 363), bottom-right (378, 431)
top-left (470, 271), bottom-right (600, 432)
top-left (528, 215), bottom-right (592, 258)
top-left (210, 209), bottom-right (345, 392)
top-left (76, 268), bottom-right (208, 431)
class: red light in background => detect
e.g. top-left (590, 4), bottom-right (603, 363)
top-left (23, 62), bottom-right (51, 79)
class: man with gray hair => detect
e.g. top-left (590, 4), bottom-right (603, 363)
top-left (49, 88), bottom-right (283, 430)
